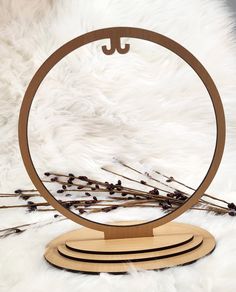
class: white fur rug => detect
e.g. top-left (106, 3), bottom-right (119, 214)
top-left (0, 0), bottom-right (236, 291)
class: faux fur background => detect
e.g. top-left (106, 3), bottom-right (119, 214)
top-left (0, 0), bottom-right (236, 291)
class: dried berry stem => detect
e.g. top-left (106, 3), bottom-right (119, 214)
top-left (0, 202), bottom-right (49, 209)
top-left (0, 217), bottom-right (66, 238)
top-left (154, 169), bottom-right (229, 205)
top-left (116, 161), bottom-right (229, 208)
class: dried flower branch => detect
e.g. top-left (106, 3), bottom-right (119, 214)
top-left (1, 161), bottom-right (235, 238)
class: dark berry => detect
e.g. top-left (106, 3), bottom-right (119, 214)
top-left (27, 202), bottom-right (37, 211)
top-left (102, 207), bottom-right (112, 213)
top-left (78, 176), bottom-right (88, 181)
top-left (67, 178), bottom-right (74, 184)
top-left (149, 188), bottom-right (159, 195)
top-left (15, 228), bottom-right (23, 233)
top-left (160, 202), bottom-right (170, 210)
top-left (14, 189), bottom-right (22, 194)
top-left (111, 205), bottom-right (118, 210)
top-left (228, 203), bottom-right (236, 209)
top-left (64, 202), bottom-right (72, 209)
top-left (57, 189), bottom-right (64, 193)
top-left (20, 195), bottom-right (29, 200)
top-left (166, 176), bottom-right (174, 183)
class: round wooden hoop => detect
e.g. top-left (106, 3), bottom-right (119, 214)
top-left (18, 27), bottom-right (225, 236)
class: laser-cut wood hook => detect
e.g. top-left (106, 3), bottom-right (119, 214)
top-left (102, 36), bottom-right (130, 55)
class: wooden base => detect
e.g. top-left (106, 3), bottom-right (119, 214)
top-left (44, 221), bottom-right (216, 274)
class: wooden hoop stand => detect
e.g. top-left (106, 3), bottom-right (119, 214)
top-left (18, 27), bottom-right (225, 273)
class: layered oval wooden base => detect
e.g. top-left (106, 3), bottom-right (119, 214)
top-left (44, 221), bottom-right (216, 274)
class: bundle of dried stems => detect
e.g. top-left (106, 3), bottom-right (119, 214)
top-left (0, 161), bottom-right (235, 238)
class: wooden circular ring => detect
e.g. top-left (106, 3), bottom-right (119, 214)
top-left (18, 27), bottom-right (226, 236)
